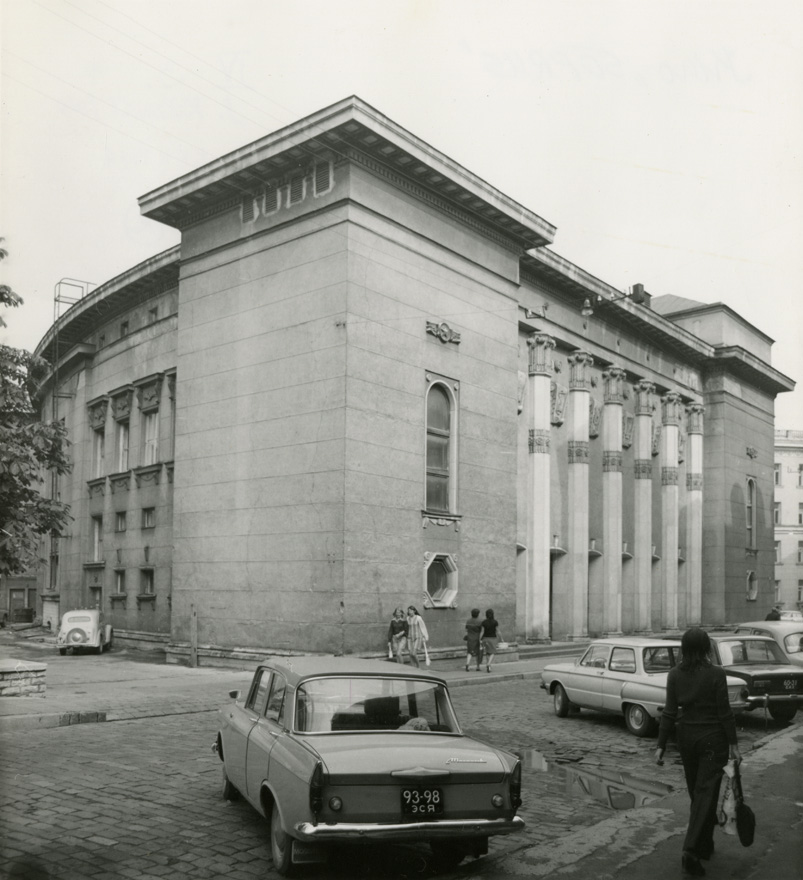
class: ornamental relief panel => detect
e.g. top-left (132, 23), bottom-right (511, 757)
top-left (529, 429), bottom-right (551, 454)
top-left (111, 389), bottom-right (133, 421)
top-left (568, 440), bottom-right (589, 464)
top-left (137, 377), bottom-right (163, 412)
top-left (603, 451), bottom-right (623, 472)
top-left (652, 423), bottom-right (662, 457)
top-left (551, 382), bottom-right (568, 426)
top-left (687, 473), bottom-right (703, 491)
top-left (662, 466), bottom-right (679, 486)
top-left (88, 400), bottom-right (108, 430)
top-left (622, 413), bottom-right (635, 449)
top-left (589, 398), bottom-right (602, 439)
top-left (634, 459), bottom-right (652, 480)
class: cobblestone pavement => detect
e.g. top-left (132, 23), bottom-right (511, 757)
top-left (0, 674), bottom-right (790, 880)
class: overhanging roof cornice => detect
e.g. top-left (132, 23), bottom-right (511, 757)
top-left (138, 96), bottom-right (556, 250)
top-left (707, 346), bottom-right (795, 396)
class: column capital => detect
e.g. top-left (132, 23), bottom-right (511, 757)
top-left (634, 380), bottom-right (655, 415)
top-left (602, 366), bottom-right (627, 404)
top-left (661, 391), bottom-right (683, 426)
top-left (687, 403), bottom-right (705, 434)
top-left (527, 333), bottom-right (557, 376)
top-left (568, 351), bottom-right (594, 389)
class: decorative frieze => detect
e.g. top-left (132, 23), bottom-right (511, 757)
top-left (551, 382), bottom-right (568, 426)
top-left (567, 351), bottom-right (594, 390)
top-left (568, 440), bottom-right (589, 464)
top-left (529, 429), bottom-right (551, 454)
top-left (527, 333), bottom-right (556, 376)
top-left (662, 466), bottom-right (679, 486)
top-left (622, 413), bottom-right (635, 449)
top-left (603, 451), bottom-right (623, 472)
top-left (687, 473), bottom-right (703, 491)
top-left (634, 459), bottom-right (652, 480)
top-left (426, 321), bottom-right (461, 345)
top-left (87, 399), bottom-right (108, 430)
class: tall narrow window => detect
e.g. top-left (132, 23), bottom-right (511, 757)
top-left (115, 570), bottom-right (126, 594)
top-left (774, 502), bottom-right (781, 525)
top-left (143, 411), bottom-right (159, 465)
top-left (116, 420), bottom-right (129, 472)
top-left (426, 383), bottom-right (452, 513)
top-left (799, 464), bottom-right (803, 487)
top-left (92, 516), bottom-right (104, 562)
top-left (93, 428), bottom-right (105, 479)
top-left (799, 503), bottom-right (803, 525)
top-left (775, 541), bottom-right (781, 564)
top-left (798, 541), bottom-right (803, 564)
top-left (774, 463), bottom-right (781, 486)
top-left (746, 478), bottom-right (756, 549)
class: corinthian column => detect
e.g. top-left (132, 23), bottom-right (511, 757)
top-left (566, 351), bottom-right (593, 640)
top-left (661, 391), bottom-right (683, 630)
top-left (633, 380), bottom-right (655, 632)
top-left (526, 333), bottom-right (556, 641)
top-left (602, 367), bottom-right (626, 636)
top-left (685, 404), bottom-right (704, 625)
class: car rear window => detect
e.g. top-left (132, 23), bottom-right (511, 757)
top-left (295, 677), bottom-right (458, 734)
top-left (783, 633), bottom-right (803, 655)
top-left (64, 615), bottom-right (92, 623)
top-left (717, 639), bottom-right (786, 665)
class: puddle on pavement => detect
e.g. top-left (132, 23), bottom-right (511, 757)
top-left (516, 748), bottom-right (675, 811)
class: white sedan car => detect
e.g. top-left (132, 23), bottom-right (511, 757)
top-left (540, 637), bottom-right (747, 737)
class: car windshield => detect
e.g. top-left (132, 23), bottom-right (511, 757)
top-left (782, 632), bottom-right (803, 655)
top-left (716, 639), bottom-right (787, 665)
top-left (295, 676), bottom-right (459, 734)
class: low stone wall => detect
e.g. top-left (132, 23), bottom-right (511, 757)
top-left (0, 660), bottom-right (47, 697)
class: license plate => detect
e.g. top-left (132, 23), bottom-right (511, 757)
top-left (401, 787), bottom-right (443, 816)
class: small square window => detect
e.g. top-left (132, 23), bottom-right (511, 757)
top-left (115, 512), bottom-right (127, 532)
top-left (142, 508), bottom-right (155, 529)
top-left (120, 320), bottom-right (129, 338)
top-left (148, 307), bottom-right (158, 323)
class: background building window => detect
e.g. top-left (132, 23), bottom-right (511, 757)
top-left (775, 541), bottom-right (781, 564)
top-left (774, 502), bottom-right (781, 525)
top-left (142, 508), bottom-right (155, 529)
top-left (91, 516), bottom-right (103, 562)
top-left (745, 478), bottom-right (756, 549)
top-left (115, 512), bottom-right (127, 532)
top-left (774, 463), bottom-right (781, 486)
top-left (142, 411), bottom-right (159, 465)
top-left (746, 570), bottom-right (757, 601)
top-left (115, 570), bottom-right (126, 594)
top-left (798, 580), bottom-right (803, 603)
top-left (774, 580), bottom-right (781, 602)
top-left (423, 552), bottom-right (458, 608)
top-left (92, 427), bottom-right (105, 479)
top-left (426, 382), bottom-right (456, 513)
top-left (116, 420), bottom-right (129, 471)
top-left (798, 541), bottom-right (803, 564)
top-left (799, 503), bottom-right (803, 525)
top-left (141, 570), bottom-right (154, 594)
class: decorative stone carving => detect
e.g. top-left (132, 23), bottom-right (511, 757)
top-left (661, 391), bottom-right (683, 426)
top-left (662, 466), bottom-right (679, 486)
top-left (551, 382), bottom-right (568, 426)
top-left (568, 440), bottom-right (589, 464)
top-left (746, 446), bottom-right (758, 459)
top-left (529, 428), bottom-right (550, 454)
top-left (568, 351), bottom-right (594, 390)
top-left (603, 366), bottom-right (627, 404)
top-left (87, 477), bottom-right (105, 497)
top-left (603, 451), bottom-right (623, 472)
top-left (517, 371), bottom-right (527, 414)
top-left (622, 413), bottom-right (635, 449)
top-left (527, 333), bottom-right (556, 376)
top-left (652, 423), bottom-right (662, 457)
top-left (687, 473), bottom-right (703, 491)
top-left (111, 389), bottom-right (133, 421)
top-left (134, 464), bottom-right (161, 487)
top-left (137, 376), bottom-right (163, 413)
top-left (422, 516), bottom-right (460, 531)
top-left (687, 403), bottom-right (704, 434)
top-left (88, 400), bottom-right (108, 430)
top-left (678, 430), bottom-right (686, 464)
top-left (589, 398), bottom-right (602, 439)
top-left (634, 459), bottom-right (652, 480)
top-left (110, 473), bottom-right (131, 494)
top-left (634, 380), bottom-right (655, 416)
top-left (426, 321), bottom-right (461, 345)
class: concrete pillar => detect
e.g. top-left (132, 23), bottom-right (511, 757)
top-left (602, 367), bottom-right (626, 636)
top-left (526, 333), bottom-right (556, 641)
top-left (685, 404), bottom-right (704, 625)
top-left (633, 380), bottom-right (655, 632)
top-left (567, 351), bottom-right (594, 640)
top-left (661, 392), bottom-right (682, 630)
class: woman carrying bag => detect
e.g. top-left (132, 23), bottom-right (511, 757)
top-left (405, 606), bottom-right (429, 668)
top-left (655, 627), bottom-right (742, 877)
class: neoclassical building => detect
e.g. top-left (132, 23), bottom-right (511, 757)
top-left (33, 97), bottom-right (794, 663)
top-left (774, 429), bottom-right (803, 612)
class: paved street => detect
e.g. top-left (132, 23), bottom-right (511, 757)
top-left (1, 637), bottom-right (799, 880)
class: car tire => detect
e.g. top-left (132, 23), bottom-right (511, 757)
top-left (553, 683), bottom-right (571, 718)
top-left (221, 767), bottom-right (239, 801)
top-left (270, 800), bottom-right (295, 877)
top-left (768, 704), bottom-right (797, 723)
top-left (430, 842), bottom-right (467, 871)
top-left (624, 703), bottom-right (656, 737)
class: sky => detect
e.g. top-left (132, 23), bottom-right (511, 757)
top-left (1, 0), bottom-right (801, 428)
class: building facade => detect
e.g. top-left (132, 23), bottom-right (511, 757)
top-left (32, 97), bottom-right (794, 663)
top-left (774, 430), bottom-right (803, 612)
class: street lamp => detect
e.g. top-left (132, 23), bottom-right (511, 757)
top-left (582, 283), bottom-right (648, 318)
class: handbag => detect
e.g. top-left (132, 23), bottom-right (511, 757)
top-left (732, 762), bottom-right (756, 847)
top-left (423, 643), bottom-right (431, 667)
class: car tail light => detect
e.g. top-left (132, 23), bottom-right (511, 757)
top-left (509, 759), bottom-right (522, 809)
top-left (310, 761), bottom-right (326, 816)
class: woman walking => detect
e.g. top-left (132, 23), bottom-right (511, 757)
top-left (387, 608), bottom-right (408, 664)
top-left (405, 606), bottom-right (429, 668)
top-left (655, 627), bottom-right (742, 877)
top-left (480, 609), bottom-right (502, 673)
top-left (464, 608), bottom-right (483, 671)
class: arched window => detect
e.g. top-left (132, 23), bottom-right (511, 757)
top-left (746, 478), bottom-right (756, 549)
top-left (426, 383), bottom-right (454, 513)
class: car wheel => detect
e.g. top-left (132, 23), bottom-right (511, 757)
top-left (430, 842), bottom-right (467, 871)
top-left (221, 767), bottom-right (239, 801)
top-left (95, 641), bottom-right (104, 655)
top-left (553, 683), bottom-right (571, 718)
top-left (769, 704), bottom-right (797, 723)
top-left (624, 703), bottom-right (656, 737)
top-left (270, 800), bottom-right (295, 877)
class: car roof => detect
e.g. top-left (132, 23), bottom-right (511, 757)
top-left (259, 656), bottom-right (447, 687)
top-left (585, 637), bottom-right (681, 648)
top-left (709, 633), bottom-right (774, 642)
top-left (734, 621), bottom-right (803, 633)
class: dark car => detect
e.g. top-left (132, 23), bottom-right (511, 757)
top-left (707, 634), bottom-right (803, 722)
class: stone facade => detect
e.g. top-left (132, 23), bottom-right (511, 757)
top-left (774, 430), bottom-right (803, 612)
top-left (32, 98), bottom-right (794, 661)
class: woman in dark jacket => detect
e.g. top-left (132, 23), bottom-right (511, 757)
top-left (464, 608), bottom-right (483, 672)
top-left (655, 628), bottom-right (742, 877)
top-left (479, 609), bottom-right (502, 673)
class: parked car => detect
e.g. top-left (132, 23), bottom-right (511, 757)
top-left (540, 637), bottom-right (748, 738)
top-left (214, 657), bottom-right (524, 876)
top-left (779, 610), bottom-right (803, 621)
top-left (707, 634), bottom-right (803, 722)
top-left (732, 621), bottom-right (803, 668)
top-left (56, 608), bottom-right (113, 655)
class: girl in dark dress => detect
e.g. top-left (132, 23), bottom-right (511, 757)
top-left (464, 608), bottom-right (483, 671)
top-left (655, 628), bottom-right (742, 877)
top-left (480, 609), bottom-right (502, 673)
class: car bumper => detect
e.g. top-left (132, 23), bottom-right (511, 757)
top-left (295, 815), bottom-right (525, 842)
top-left (744, 695), bottom-right (801, 707)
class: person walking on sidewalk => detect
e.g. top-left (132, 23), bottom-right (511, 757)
top-left (387, 608), bottom-right (409, 664)
top-left (405, 606), bottom-right (429, 668)
top-left (464, 608), bottom-right (483, 671)
top-left (655, 627), bottom-right (742, 877)
top-left (480, 609), bottom-right (502, 673)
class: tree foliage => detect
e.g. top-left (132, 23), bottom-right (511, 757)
top-left (1, 244), bottom-right (73, 575)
